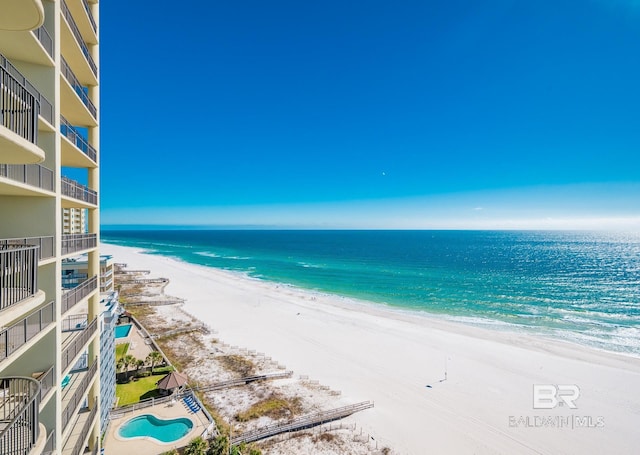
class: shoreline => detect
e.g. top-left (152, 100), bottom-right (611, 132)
top-left (106, 241), bottom-right (640, 362)
top-left (103, 242), bottom-right (640, 454)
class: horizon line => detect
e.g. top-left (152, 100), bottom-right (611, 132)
top-left (100, 224), bottom-right (630, 232)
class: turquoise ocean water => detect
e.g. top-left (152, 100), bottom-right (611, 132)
top-left (102, 230), bottom-right (640, 357)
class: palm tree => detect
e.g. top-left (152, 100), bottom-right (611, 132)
top-left (135, 358), bottom-right (146, 375)
top-left (207, 434), bottom-right (229, 455)
top-left (184, 436), bottom-right (207, 455)
top-left (146, 351), bottom-right (163, 373)
top-left (122, 354), bottom-right (135, 379)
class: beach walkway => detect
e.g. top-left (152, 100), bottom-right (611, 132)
top-left (231, 401), bottom-right (374, 445)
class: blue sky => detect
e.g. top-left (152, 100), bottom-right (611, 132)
top-left (100, 1), bottom-right (640, 229)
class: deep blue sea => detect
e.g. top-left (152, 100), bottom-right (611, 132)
top-left (102, 230), bottom-right (640, 357)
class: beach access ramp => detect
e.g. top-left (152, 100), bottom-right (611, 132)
top-left (231, 401), bottom-right (374, 445)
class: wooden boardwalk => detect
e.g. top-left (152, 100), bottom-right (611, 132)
top-left (118, 278), bottom-right (168, 284)
top-left (231, 401), bottom-right (374, 445)
top-left (125, 298), bottom-right (185, 306)
top-left (116, 269), bottom-right (150, 275)
top-left (192, 371), bottom-right (293, 393)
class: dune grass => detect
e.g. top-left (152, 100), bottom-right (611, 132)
top-left (218, 355), bottom-right (256, 377)
top-left (235, 395), bottom-right (302, 422)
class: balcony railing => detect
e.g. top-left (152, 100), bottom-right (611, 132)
top-left (62, 358), bottom-right (97, 431)
top-left (62, 233), bottom-right (97, 256)
top-left (70, 352), bottom-right (89, 372)
top-left (61, 0), bottom-right (97, 77)
top-left (61, 116), bottom-right (97, 162)
top-left (0, 244), bottom-right (39, 311)
top-left (0, 236), bottom-right (54, 261)
top-left (62, 273), bottom-right (89, 289)
top-left (0, 63), bottom-right (39, 144)
top-left (0, 377), bottom-right (41, 455)
top-left (91, 436), bottom-right (99, 455)
top-left (0, 164), bottom-right (54, 192)
top-left (0, 53), bottom-right (53, 126)
top-left (0, 301), bottom-right (55, 363)
top-left (38, 365), bottom-right (55, 402)
top-left (62, 317), bottom-right (97, 372)
top-left (82, 0), bottom-right (97, 33)
top-left (62, 176), bottom-right (97, 205)
top-left (61, 58), bottom-right (97, 119)
top-left (41, 430), bottom-right (55, 455)
top-left (69, 403), bottom-right (98, 455)
top-left (61, 276), bottom-right (97, 314)
top-left (32, 25), bottom-right (53, 59)
top-left (62, 313), bottom-right (88, 332)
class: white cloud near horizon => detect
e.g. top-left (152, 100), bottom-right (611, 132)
top-left (102, 182), bottom-right (640, 230)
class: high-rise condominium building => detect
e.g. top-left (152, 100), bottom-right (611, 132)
top-left (0, 0), bottom-right (101, 454)
top-left (63, 208), bottom-right (87, 234)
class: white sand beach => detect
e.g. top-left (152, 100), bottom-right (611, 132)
top-left (102, 243), bottom-right (640, 455)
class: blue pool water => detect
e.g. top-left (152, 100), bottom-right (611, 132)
top-left (118, 414), bottom-right (193, 443)
top-left (114, 324), bottom-right (132, 339)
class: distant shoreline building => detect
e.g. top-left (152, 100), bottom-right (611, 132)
top-left (0, 1), bottom-right (102, 454)
top-left (63, 254), bottom-right (115, 292)
top-left (63, 207), bottom-right (88, 234)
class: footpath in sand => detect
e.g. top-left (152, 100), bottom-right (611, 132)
top-left (104, 242), bottom-right (640, 455)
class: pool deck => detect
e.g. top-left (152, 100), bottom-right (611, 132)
top-left (104, 399), bottom-right (210, 455)
top-left (114, 322), bottom-right (154, 366)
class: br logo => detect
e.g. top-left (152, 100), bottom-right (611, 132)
top-left (533, 384), bottom-right (580, 409)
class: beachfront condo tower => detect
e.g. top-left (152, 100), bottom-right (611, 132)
top-left (0, 0), bottom-right (102, 454)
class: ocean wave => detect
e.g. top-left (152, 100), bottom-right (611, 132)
top-left (195, 251), bottom-right (221, 258)
top-left (150, 242), bottom-right (193, 249)
top-left (297, 261), bottom-right (324, 269)
top-left (554, 327), bottom-right (640, 356)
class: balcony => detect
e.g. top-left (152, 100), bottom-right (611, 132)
top-left (62, 177), bottom-right (97, 207)
top-left (62, 276), bottom-right (97, 315)
top-left (0, 0), bottom-right (44, 32)
top-left (61, 58), bottom-right (97, 127)
top-left (62, 313), bottom-right (87, 332)
top-left (61, 317), bottom-right (97, 373)
top-left (61, 116), bottom-right (97, 167)
top-left (1, 52), bottom-right (53, 128)
top-left (100, 271), bottom-right (113, 292)
top-left (0, 60), bottom-right (44, 165)
top-left (62, 358), bottom-right (97, 432)
top-left (62, 234), bottom-right (97, 257)
top-left (36, 364), bottom-right (55, 404)
top-left (0, 163), bottom-right (54, 196)
top-left (61, 0), bottom-right (97, 85)
top-left (41, 429), bottom-right (55, 455)
top-left (0, 244), bottom-right (39, 312)
top-left (61, 402), bottom-right (97, 455)
top-left (0, 23), bottom-right (53, 67)
top-left (64, 0), bottom-right (97, 45)
top-left (62, 273), bottom-right (89, 290)
top-left (0, 376), bottom-right (41, 455)
top-left (0, 236), bottom-right (54, 262)
top-left (0, 301), bottom-right (54, 363)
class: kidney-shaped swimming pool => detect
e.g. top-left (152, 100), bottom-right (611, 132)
top-left (118, 414), bottom-right (193, 443)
